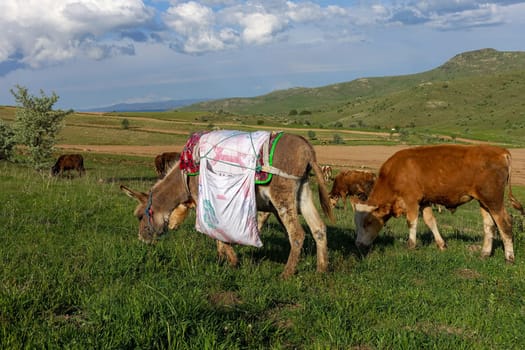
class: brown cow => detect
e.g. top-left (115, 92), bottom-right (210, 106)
top-left (51, 154), bottom-right (85, 177)
top-left (354, 144), bottom-right (524, 263)
top-left (154, 152), bottom-right (180, 178)
top-left (329, 170), bottom-right (376, 209)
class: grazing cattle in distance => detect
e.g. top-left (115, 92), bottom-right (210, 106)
top-left (329, 170), bottom-right (377, 209)
top-left (154, 152), bottom-right (180, 178)
top-left (51, 154), bottom-right (85, 177)
top-left (321, 165), bottom-right (332, 183)
top-left (121, 132), bottom-right (334, 278)
top-left (354, 144), bottom-right (524, 263)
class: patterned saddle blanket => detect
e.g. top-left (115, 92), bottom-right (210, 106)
top-left (180, 130), bottom-right (283, 184)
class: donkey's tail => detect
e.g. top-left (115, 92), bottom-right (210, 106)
top-left (311, 160), bottom-right (335, 223)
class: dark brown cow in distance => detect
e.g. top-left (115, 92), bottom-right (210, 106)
top-left (329, 170), bottom-right (376, 209)
top-left (121, 132), bottom-right (334, 278)
top-left (51, 154), bottom-right (85, 177)
top-left (354, 144), bottom-right (524, 263)
top-left (154, 152), bottom-right (180, 178)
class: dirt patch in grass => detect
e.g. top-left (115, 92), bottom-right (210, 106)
top-left (57, 144), bottom-right (525, 186)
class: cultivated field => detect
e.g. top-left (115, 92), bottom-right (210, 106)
top-left (56, 143), bottom-right (525, 186)
top-left (2, 108), bottom-right (525, 349)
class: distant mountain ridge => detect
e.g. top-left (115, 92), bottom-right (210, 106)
top-left (181, 48), bottom-right (525, 115)
top-left (82, 48), bottom-right (525, 114)
top-left (81, 98), bottom-right (208, 112)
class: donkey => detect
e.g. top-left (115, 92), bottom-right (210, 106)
top-left (121, 133), bottom-right (334, 278)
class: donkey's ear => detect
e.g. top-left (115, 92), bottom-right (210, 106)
top-left (120, 185), bottom-right (148, 204)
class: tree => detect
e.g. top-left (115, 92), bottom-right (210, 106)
top-left (10, 85), bottom-right (73, 169)
top-left (332, 134), bottom-right (344, 144)
top-left (307, 130), bottom-right (317, 140)
top-left (0, 120), bottom-right (15, 160)
top-left (121, 118), bottom-right (130, 129)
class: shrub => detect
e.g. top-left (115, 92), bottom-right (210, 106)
top-left (10, 85), bottom-right (73, 169)
top-left (332, 134), bottom-right (344, 144)
top-left (0, 120), bottom-right (15, 160)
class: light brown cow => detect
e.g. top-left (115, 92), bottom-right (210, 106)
top-left (121, 132), bottom-right (334, 278)
top-left (321, 165), bottom-right (333, 183)
top-left (154, 152), bottom-right (180, 178)
top-left (329, 170), bottom-right (376, 209)
top-left (354, 144), bottom-right (524, 263)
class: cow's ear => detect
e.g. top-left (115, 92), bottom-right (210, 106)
top-left (120, 185), bottom-right (148, 204)
top-left (392, 198), bottom-right (406, 217)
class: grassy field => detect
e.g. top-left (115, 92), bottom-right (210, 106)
top-left (2, 48), bottom-right (525, 348)
top-left (2, 153), bottom-right (525, 349)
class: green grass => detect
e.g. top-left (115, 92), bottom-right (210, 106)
top-left (1, 156), bottom-right (525, 349)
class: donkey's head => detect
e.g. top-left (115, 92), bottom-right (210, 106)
top-left (120, 164), bottom-right (194, 243)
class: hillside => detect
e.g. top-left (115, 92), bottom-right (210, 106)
top-left (1, 48), bottom-right (524, 147)
top-left (183, 48), bottom-right (525, 115)
top-left (179, 48), bottom-right (525, 145)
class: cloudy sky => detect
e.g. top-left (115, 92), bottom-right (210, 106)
top-left (1, 0), bottom-right (524, 110)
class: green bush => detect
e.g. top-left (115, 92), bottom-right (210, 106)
top-left (0, 120), bottom-right (15, 160)
top-left (10, 85), bottom-right (72, 169)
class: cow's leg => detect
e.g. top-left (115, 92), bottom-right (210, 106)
top-left (257, 212), bottom-right (272, 231)
top-left (216, 240), bottom-right (238, 267)
top-left (342, 193), bottom-right (347, 210)
top-left (422, 206), bottom-right (447, 250)
top-left (406, 207), bottom-right (419, 249)
top-left (486, 206), bottom-right (514, 263)
top-left (479, 207), bottom-right (496, 259)
top-left (299, 182), bottom-right (328, 273)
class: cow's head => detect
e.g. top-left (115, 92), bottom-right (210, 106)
top-left (353, 202), bottom-right (386, 250)
top-left (329, 195), bottom-right (339, 209)
top-left (120, 185), bottom-right (194, 243)
top-left (50, 165), bottom-right (59, 176)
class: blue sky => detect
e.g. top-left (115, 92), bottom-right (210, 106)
top-left (0, 0), bottom-right (524, 110)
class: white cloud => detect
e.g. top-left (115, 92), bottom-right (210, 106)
top-left (427, 3), bottom-right (504, 30)
top-left (286, 1), bottom-right (324, 22)
top-left (0, 0), bottom-right (154, 68)
top-left (163, 1), bottom-right (228, 52)
top-left (239, 12), bottom-right (287, 45)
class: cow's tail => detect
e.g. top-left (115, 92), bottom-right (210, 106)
top-left (311, 161), bottom-right (335, 223)
top-left (506, 153), bottom-right (525, 216)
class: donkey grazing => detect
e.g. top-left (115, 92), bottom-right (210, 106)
top-left (121, 132), bottom-right (334, 278)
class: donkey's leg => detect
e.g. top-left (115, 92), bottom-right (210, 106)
top-left (299, 182), bottom-right (328, 273)
top-left (421, 206), bottom-right (446, 250)
top-left (216, 240), bottom-right (238, 267)
top-left (273, 188), bottom-right (305, 279)
top-left (257, 212), bottom-right (272, 231)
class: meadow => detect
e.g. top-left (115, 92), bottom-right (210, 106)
top-left (1, 151), bottom-right (525, 349)
top-left (2, 48), bottom-right (525, 348)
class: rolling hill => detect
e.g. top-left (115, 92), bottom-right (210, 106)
top-left (180, 48), bottom-right (525, 145)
